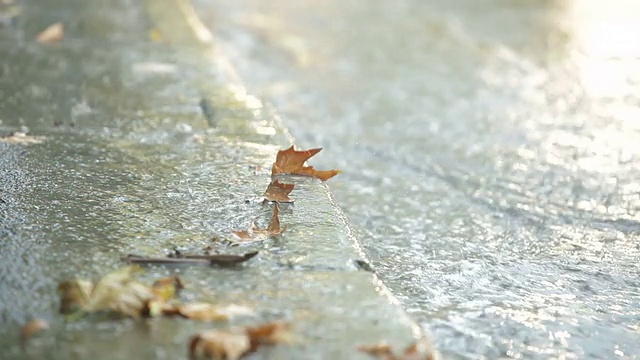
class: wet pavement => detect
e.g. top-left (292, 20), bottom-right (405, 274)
top-left (0, 0), bottom-right (419, 359)
top-left (193, 0), bottom-right (640, 358)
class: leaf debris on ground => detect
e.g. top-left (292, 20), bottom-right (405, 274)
top-left (57, 267), bottom-right (253, 322)
top-left (262, 179), bottom-right (294, 203)
top-left (20, 319), bottom-right (49, 342)
top-left (230, 203), bottom-right (285, 243)
top-left (169, 303), bottom-right (255, 321)
top-left (45, 144), bottom-right (416, 358)
top-left (188, 321), bottom-right (291, 360)
top-left (36, 22), bottom-right (63, 43)
top-left (0, 131), bottom-right (45, 145)
top-left (271, 145), bottom-right (340, 181)
top-left (358, 338), bottom-right (436, 360)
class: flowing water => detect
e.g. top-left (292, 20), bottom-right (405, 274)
top-left (194, 0), bottom-right (640, 358)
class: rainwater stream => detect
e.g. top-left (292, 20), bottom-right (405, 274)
top-left (194, 0), bottom-right (640, 358)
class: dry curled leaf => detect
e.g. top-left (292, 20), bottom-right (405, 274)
top-left (151, 275), bottom-right (184, 301)
top-left (271, 145), bottom-right (340, 181)
top-left (59, 268), bottom-right (253, 322)
top-left (358, 338), bottom-right (436, 360)
top-left (0, 132), bottom-right (45, 145)
top-left (188, 321), bottom-right (291, 360)
top-left (246, 321), bottom-right (292, 349)
top-left (57, 279), bottom-right (93, 314)
top-left (83, 266), bottom-right (154, 318)
top-left (176, 303), bottom-right (254, 321)
top-left (262, 179), bottom-right (294, 203)
top-left (58, 266), bottom-right (155, 320)
top-left (189, 329), bottom-right (251, 360)
top-left (36, 22), bottom-right (63, 43)
top-left (231, 204), bottom-right (286, 243)
top-left (20, 319), bottom-right (49, 341)
top-left (358, 343), bottom-right (394, 358)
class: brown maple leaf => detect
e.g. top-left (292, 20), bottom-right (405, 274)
top-left (271, 145), bottom-right (340, 181)
top-left (231, 203), bottom-right (286, 243)
top-left (262, 179), bottom-right (294, 203)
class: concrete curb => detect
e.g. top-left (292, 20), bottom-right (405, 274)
top-left (0, 0), bottom-right (429, 358)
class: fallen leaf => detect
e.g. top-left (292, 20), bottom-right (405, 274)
top-left (189, 329), bottom-right (251, 360)
top-left (266, 203), bottom-right (284, 234)
top-left (58, 266), bottom-right (156, 320)
top-left (36, 22), bottom-right (63, 43)
top-left (188, 321), bottom-right (291, 360)
top-left (59, 268), bottom-right (257, 322)
top-left (20, 319), bottom-right (49, 341)
top-left (246, 321), bottom-right (292, 349)
top-left (151, 276), bottom-right (184, 301)
top-left (57, 279), bottom-right (93, 314)
top-left (0, 131), bottom-right (45, 145)
top-left (271, 145), bottom-right (340, 181)
top-left (230, 204), bottom-right (286, 243)
top-left (262, 179), bottom-right (294, 203)
top-left (358, 338), bottom-right (436, 360)
top-left (147, 299), bottom-right (178, 318)
top-left (83, 266), bottom-right (154, 318)
top-left (358, 343), bottom-right (394, 359)
top-left (176, 303), bottom-right (254, 321)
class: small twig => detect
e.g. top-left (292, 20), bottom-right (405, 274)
top-left (123, 255), bottom-right (210, 266)
top-left (122, 252), bottom-right (259, 267)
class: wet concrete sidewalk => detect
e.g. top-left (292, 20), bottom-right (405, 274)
top-left (0, 0), bottom-right (420, 358)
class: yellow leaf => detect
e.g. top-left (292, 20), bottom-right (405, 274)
top-left (57, 279), bottom-right (93, 314)
top-left (82, 266), bottom-right (153, 318)
top-left (151, 275), bottom-right (184, 301)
